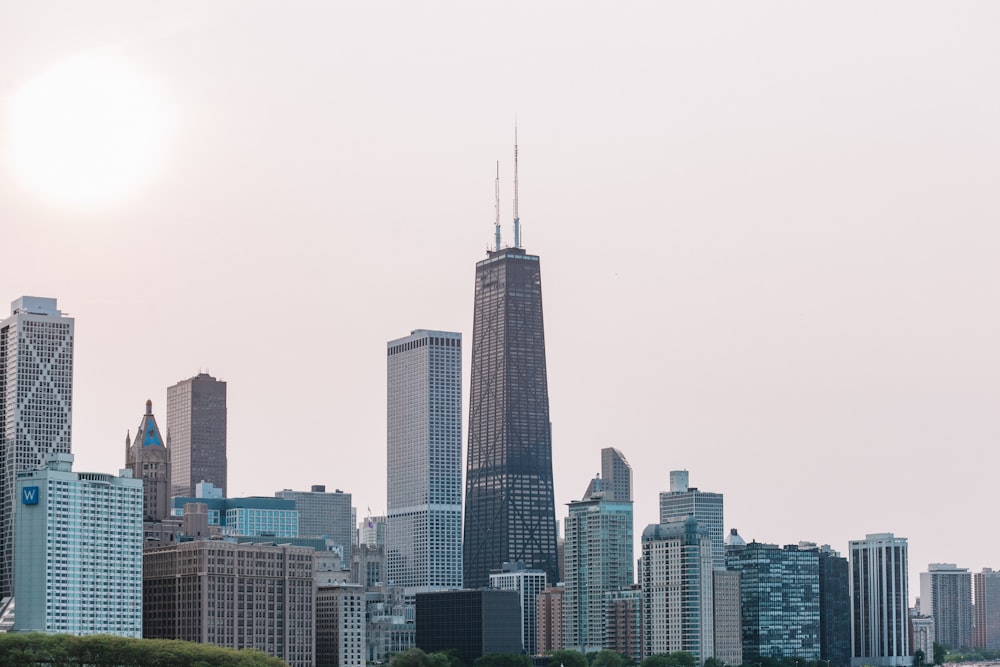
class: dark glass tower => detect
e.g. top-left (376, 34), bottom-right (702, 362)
top-left (463, 245), bottom-right (559, 588)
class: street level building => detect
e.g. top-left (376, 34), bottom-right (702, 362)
top-left (490, 562), bottom-right (547, 656)
top-left (849, 533), bottom-right (911, 667)
top-left (415, 589), bottom-right (523, 666)
top-left (14, 453), bottom-right (142, 636)
top-left (143, 540), bottom-right (315, 667)
top-left (0, 296), bottom-right (74, 599)
top-left (642, 517), bottom-right (715, 662)
top-left (317, 583), bottom-right (366, 667)
top-left (387, 330), bottom-right (463, 592)
top-left (659, 471), bottom-right (725, 571)
top-left (125, 399), bottom-right (170, 521)
top-left (167, 372), bottom-right (227, 497)
top-left (974, 568), bottom-right (1000, 650)
top-left (910, 614), bottom-right (935, 659)
top-left (919, 563), bottom-right (972, 650)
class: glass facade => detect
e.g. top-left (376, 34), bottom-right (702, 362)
top-left (660, 480), bottom-right (725, 571)
top-left (848, 533), bottom-right (910, 667)
top-left (387, 330), bottom-right (463, 592)
top-left (464, 247), bottom-right (558, 588)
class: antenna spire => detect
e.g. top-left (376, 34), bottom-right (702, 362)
top-left (513, 121), bottom-right (520, 248)
top-left (494, 160), bottom-right (501, 252)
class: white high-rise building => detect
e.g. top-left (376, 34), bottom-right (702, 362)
top-left (490, 562), bottom-right (548, 655)
top-left (0, 296), bottom-right (74, 599)
top-left (849, 533), bottom-right (910, 667)
top-left (317, 583), bottom-right (366, 667)
top-left (919, 563), bottom-right (973, 650)
top-left (659, 471), bottom-right (725, 570)
top-left (14, 453), bottom-right (143, 636)
top-left (386, 330), bottom-right (462, 592)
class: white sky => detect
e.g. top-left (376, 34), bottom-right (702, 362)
top-left (2, 2), bottom-right (998, 600)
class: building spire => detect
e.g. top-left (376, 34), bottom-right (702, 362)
top-left (494, 160), bottom-right (501, 252)
top-left (513, 121), bottom-right (520, 248)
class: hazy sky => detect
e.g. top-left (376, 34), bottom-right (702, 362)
top-left (2, 2), bottom-right (998, 598)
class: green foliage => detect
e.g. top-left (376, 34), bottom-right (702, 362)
top-left (703, 658), bottom-right (727, 667)
top-left (548, 649), bottom-right (589, 667)
top-left (0, 633), bottom-right (290, 667)
top-left (591, 650), bottom-right (626, 667)
top-left (913, 649), bottom-right (926, 667)
top-left (641, 653), bottom-right (697, 667)
top-left (473, 653), bottom-right (532, 667)
top-left (933, 642), bottom-right (947, 666)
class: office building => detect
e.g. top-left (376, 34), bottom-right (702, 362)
top-left (143, 540), bottom-right (315, 667)
top-left (172, 484), bottom-right (298, 538)
top-left (816, 544), bottom-right (851, 667)
top-left (537, 586), bottom-right (565, 654)
top-left (605, 586), bottom-right (643, 663)
top-left (387, 329), bottom-right (463, 592)
top-left (415, 589), bottom-right (523, 666)
top-left (919, 563), bottom-right (972, 650)
top-left (125, 399), bottom-right (171, 522)
top-left (360, 514), bottom-right (387, 547)
top-left (849, 533), bottom-right (910, 667)
top-left (643, 517), bottom-right (715, 662)
top-left (278, 485), bottom-right (354, 563)
top-left (352, 543), bottom-right (386, 588)
top-left (14, 453), bottom-right (142, 636)
top-left (167, 372), bottom-right (227, 497)
top-left (725, 536), bottom-right (820, 661)
top-left (974, 568), bottom-right (1000, 650)
top-left (713, 570), bottom-right (742, 667)
top-left (365, 587), bottom-right (416, 664)
top-left (563, 478), bottom-right (634, 652)
top-left (490, 562), bottom-right (548, 656)
top-left (0, 296), bottom-right (74, 598)
top-left (584, 448), bottom-right (634, 503)
top-left (463, 197), bottom-right (559, 587)
top-left (317, 583), bottom-right (366, 667)
top-left (660, 470), bottom-right (725, 571)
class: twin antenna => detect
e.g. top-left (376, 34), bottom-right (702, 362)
top-left (493, 125), bottom-right (522, 252)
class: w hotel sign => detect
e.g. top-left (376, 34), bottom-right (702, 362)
top-left (21, 486), bottom-right (39, 505)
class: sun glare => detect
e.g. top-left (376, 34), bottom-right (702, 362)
top-left (5, 51), bottom-right (173, 209)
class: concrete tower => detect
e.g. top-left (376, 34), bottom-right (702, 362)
top-left (167, 372), bottom-right (227, 497)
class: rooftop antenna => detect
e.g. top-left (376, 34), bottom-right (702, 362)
top-left (513, 121), bottom-right (520, 248)
top-left (494, 160), bottom-right (501, 252)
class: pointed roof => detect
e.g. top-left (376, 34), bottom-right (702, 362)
top-left (136, 399), bottom-right (165, 447)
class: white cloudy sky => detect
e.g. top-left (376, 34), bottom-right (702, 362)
top-left (2, 2), bottom-right (998, 597)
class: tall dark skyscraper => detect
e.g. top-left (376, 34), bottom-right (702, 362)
top-left (463, 139), bottom-right (559, 587)
top-left (167, 372), bottom-right (227, 497)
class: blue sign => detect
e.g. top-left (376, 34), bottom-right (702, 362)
top-left (22, 486), bottom-right (39, 505)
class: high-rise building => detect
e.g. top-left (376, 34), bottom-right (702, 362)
top-left (360, 514), bottom-right (387, 547)
top-left (126, 399), bottom-right (171, 522)
top-left (816, 544), bottom-right (851, 667)
top-left (725, 536), bottom-right (820, 661)
top-left (386, 330), bottom-right (463, 592)
top-left (172, 486), bottom-right (299, 539)
top-left (537, 586), bottom-right (565, 654)
top-left (601, 447), bottom-right (633, 502)
top-left (463, 195), bottom-right (559, 587)
top-left (277, 485), bottom-right (354, 563)
top-left (974, 568), bottom-right (1000, 650)
top-left (605, 586), bottom-right (643, 663)
top-left (143, 540), bottom-right (315, 667)
top-left (919, 563), bottom-right (973, 650)
top-left (659, 470), bottom-right (725, 570)
top-left (490, 562), bottom-right (548, 656)
top-left (415, 589), bottom-right (523, 666)
top-left (167, 372), bottom-right (227, 497)
top-left (0, 296), bottom-right (74, 599)
top-left (849, 533), bottom-right (910, 667)
top-left (642, 517), bottom-right (715, 662)
top-left (563, 476), bottom-right (634, 652)
top-left (15, 453), bottom-right (143, 636)
top-left (713, 570), bottom-right (742, 667)
top-left (316, 583), bottom-right (366, 667)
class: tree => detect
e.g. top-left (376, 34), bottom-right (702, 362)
top-left (640, 653), bottom-right (696, 667)
top-left (549, 649), bottom-right (589, 667)
top-left (474, 654), bottom-right (532, 667)
top-left (591, 650), bottom-right (625, 667)
top-left (913, 649), bottom-right (926, 667)
top-left (933, 642), bottom-right (947, 666)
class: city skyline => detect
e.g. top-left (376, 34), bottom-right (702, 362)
top-left (1, 2), bottom-right (998, 601)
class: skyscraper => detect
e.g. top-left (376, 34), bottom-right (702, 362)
top-left (849, 533), bottom-right (910, 667)
top-left (659, 470), bottom-right (725, 570)
top-left (973, 568), bottom-right (1000, 650)
top-left (15, 453), bottom-right (143, 636)
top-left (387, 329), bottom-right (463, 592)
top-left (167, 372), bottom-right (227, 497)
top-left (490, 562), bottom-right (548, 656)
top-left (0, 296), bottom-right (74, 599)
top-left (919, 563), bottom-right (973, 650)
top-left (601, 447), bottom-right (633, 502)
top-left (563, 479), bottom-right (634, 652)
top-left (463, 148), bottom-right (558, 586)
top-left (125, 399), bottom-right (171, 522)
top-left (277, 485), bottom-right (355, 563)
